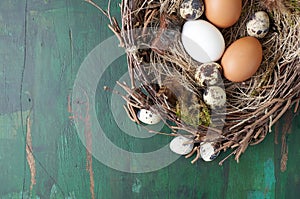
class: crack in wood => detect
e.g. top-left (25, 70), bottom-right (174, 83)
top-left (68, 91), bottom-right (95, 199)
top-left (84, 104), bottom-right (95, 199)
top-left (20, 0), bottom-right (29, 198)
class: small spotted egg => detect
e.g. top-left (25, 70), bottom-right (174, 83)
top-left (180, 0), bottom-right (204, 20)
top-left (195, 62), bottom-right (222, 86)
top-left (246, 11), bottom-right (270, 38)
top-left (137, 109), bottom-right (161, 125)
top-left (200, 142), bottom-right (220, 161)
top-left (203, 86), bottom-right (226, 110)
top-left (169, 136), bottom-right (194, 155)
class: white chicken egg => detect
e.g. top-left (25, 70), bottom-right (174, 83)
top-left (181, 20), bottom-right (225, 63)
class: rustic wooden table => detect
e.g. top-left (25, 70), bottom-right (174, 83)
top-left (0, 0), bottom-right (299, 198)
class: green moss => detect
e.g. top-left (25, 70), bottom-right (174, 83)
top-left (176, 99), bottom-right (211, 127)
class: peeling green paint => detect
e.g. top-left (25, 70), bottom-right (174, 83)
top-left (132, 178), bottom-right (142, 193)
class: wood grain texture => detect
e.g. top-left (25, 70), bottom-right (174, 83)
top-left (0, 0), bottom-right (299, 198)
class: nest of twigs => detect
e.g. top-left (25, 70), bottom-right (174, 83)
top-left (89, 0), bottom-right (300, 165)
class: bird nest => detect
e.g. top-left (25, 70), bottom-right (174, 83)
top-left (88, 0), bottom-right (300, 165)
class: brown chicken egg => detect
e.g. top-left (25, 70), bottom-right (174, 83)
top-left (204, 0), bottom-right (242, 28)
top-left (221, 36), bottom-right (263, 82)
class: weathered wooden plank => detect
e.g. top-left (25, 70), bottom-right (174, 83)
top-left (0, 0), bottom-right (299, 198)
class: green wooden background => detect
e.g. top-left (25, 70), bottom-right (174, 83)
top-left (0, 0), bottom-right (299, 198)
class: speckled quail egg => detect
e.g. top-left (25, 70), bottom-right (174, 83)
top-left (180, 0), bottom-right (204, 20)
top-left (170, 135), bottom-right (194, 155)
top-left (195, 62), bottom-right (222, 86)
top-left (203, 86), bottom-right (226, 109)
top-left (137, 109), bottom-right (161, 125)
top-left (246, 11), bottom-right (270, 38)
top-left (200, 142), bottom-right (220, 161)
